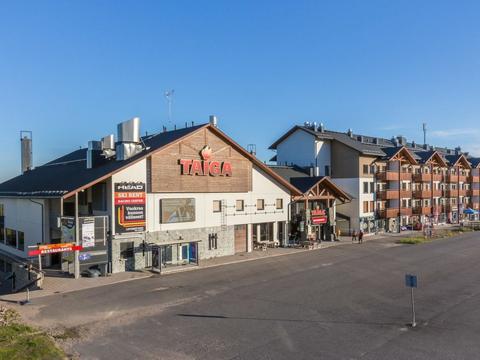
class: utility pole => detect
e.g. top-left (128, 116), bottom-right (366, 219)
top-left (423, 123), bottom-right (427, 145)
top-left (164, 89), bottom-right (175, 124)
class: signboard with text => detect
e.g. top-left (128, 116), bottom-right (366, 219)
top-left (28, 243), bottom-right (83, 257)
top-left (114, 182), bottom-right (146, 234)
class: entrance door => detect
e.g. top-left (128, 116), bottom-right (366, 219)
top-left (234, 225), bottom-right (247, 253)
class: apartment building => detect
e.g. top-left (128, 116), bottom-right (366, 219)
top-left (270, 123), bottom-right (480, 234)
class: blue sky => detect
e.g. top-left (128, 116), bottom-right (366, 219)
top-left (1, 1), bottom-right (480, 181)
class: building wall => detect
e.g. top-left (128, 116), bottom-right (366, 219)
top-left (276, 129), bottom-right (317, 167)
top-left (0, 198), bottom-right (47, 259)
top-left (331, 141), bottom-right (359, 178)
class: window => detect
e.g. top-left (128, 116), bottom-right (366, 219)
top-left (17, 231), bottom-right (24, 251)
top-left (0, 227), bottom-right (4, 244)
top-left (0, 258), bottom-right (4, 272)
top-left (370, 201), bottom-right (375, 212)
top-left (370, 182), bottom-right (375, 193)
top-left (257, 199), bottom-right (265, 210)
top-left (363, 182), bottom-right (369, 194)
top-left (260, 223), bottom-right (274, 241)
top-left (236, 200), bottom-right (244, 211)
top-left (363, 164), bottom-right (369, 174)
top-left (213, 200), bottom-right (222, 213)
top-left (5, 229), bottom-right (16, 248)
top-left (120, 242), bottom-right (134, 259)
top-left (324, 165), bottom-right (330, 176)
top-left (370, 165), bottom-right (376, 174)
top-left (208, 233), bottom-right (218, 250)
top-left (363, 201), bottom-right (369, 213)
top-left (276, 199), bottom-right (283, 210)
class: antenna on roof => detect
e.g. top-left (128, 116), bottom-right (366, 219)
top-left (164, 89), bottom-right (175, 124)
top-left (422, 123), bottom-right (427, 145)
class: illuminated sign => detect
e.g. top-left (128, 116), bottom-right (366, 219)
top-left (28, 243), bottom-right (83, 257)
top-left (179, 145), bottom-right (233, 177)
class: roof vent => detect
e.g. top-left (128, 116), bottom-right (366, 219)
top-left (116, 117), bottom-right (143, 161)
top-left (411, 141), bottom-right (416, 148)
top-left (304, 121), bottom-right (310, 128)
top-left (347, 128), bottom-right (353, 138)
top-left (319, 123), bottom-right (325, 132)
top-left (455, 146), bottom-right (461, 155)
top-left (101, 134), bottom-right (115, 158)
top-left (423, 143), bottom-right (429, 150)
top-left (87, 140), bottom-right (103, 169)
top-left (209, 115), bottom-right (218, 127)
top-left (373, 138), bottom-right (379, 145)
top-left (357, 135), bottom-right (365, 143)
top-left (396, 135), bottom-right (407, 146)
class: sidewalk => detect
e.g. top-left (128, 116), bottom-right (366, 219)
top-left (0, 231), bottom-right (412, 302)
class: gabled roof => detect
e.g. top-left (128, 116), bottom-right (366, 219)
top-left (0, 125), bottom-right (208, 198)
top-left (414, 150), bottom-right (448, 167)
top-left (445, 153), bottom-right (471, 168)
top-left (0, 124), bottom-right (302, 198)
top-left (269, 125), bottom-right (333, 150)
top-left (469, 158), bottom-right (480, 168)
top-left (380, 146), bottom-right (418, 164)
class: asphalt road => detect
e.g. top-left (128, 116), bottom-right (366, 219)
top-left (18, 233), bottom-right (480, 359)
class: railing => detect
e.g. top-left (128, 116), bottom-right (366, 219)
top-left (376, 171), bottom-right (412, 181)
top-left (432, 189), bottom-right (442, 197)
top-left (446, 174), bottom-right (458, 182)
top-left (412, 190), bottom-right (431, 199)
top-left (432, 174), bottom-right (443, 182)
top-left (413, 173), bottom-right (431, 182)
top-left (377, 190), bottom-right (412, 200)
top-left (377, 207), bottom-right (413, 218)
top-left (413, 207), bottom-right (432, 215)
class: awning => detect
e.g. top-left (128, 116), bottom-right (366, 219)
top-left (463, 208), bottom-right (478, 215)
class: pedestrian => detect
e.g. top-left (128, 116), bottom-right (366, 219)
top-left (359, 230), bottom-right (364, 244)
top-left (351, 230), bottom-right (357, 242)
top-left (336, 228), bottom-right (341, 241)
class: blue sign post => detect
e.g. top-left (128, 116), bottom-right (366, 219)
top-left (405, 274), bottom-right (418, 327)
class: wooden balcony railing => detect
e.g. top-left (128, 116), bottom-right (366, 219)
top-left (377, 207), bottom-right (413, 218)
top-left (412, 190), bottom-right (431, 199)
top-left (376, 171), bottom-right (412, 181)
top-left (413, 207), bottom-right (432, 215)
top-left (413, 173), bottom-right (431, 182)
top-left (446, 174), bottom-right (458, 183)
top-left (432, 189), bottom-right (442, 197)
top-left (432, 174), bottom-right (443, 182)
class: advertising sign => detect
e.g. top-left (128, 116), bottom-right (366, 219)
top-left (61, 217), bottom-right (75, 243)
top-left (160, 198), bottom-right (196, 223)
top-left (81, 217), bottom-right (95, 248)
top-left (115, 182), bottom-right (146, 234)
top-left (28, 243), bottom-right (83, 257)
top-left (312, 217), bottom-right (328, 225)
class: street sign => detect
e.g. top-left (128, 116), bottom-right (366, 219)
top-left (312, 216), bottom-right (328, 225)
top-left (405, 274), bottom-right (418, 288)
top-left (28, 243), bottom-right (83, 257)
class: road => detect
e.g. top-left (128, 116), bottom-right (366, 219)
top-left (17, 232), bottom-right (480, 359)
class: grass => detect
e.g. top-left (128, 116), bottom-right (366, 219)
top-left (397, 226), bottom-right (477, 245)
top-left (0, 307), bottom-right (66, 360)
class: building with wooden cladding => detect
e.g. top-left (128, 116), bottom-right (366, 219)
top-left (270, 123), bottom-right (480, 234)
top-left (0, 117), bottom-right (351, 280)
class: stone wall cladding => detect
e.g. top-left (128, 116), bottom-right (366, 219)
top-left (111, 225), bottom-right (235, 273)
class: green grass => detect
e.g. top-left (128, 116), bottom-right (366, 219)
top-left (397, 237), bottom-right (426, 244)
top-left (397, 227), bottom-right (477, 245)
top-left (0, 309), bottom-right (65, 360)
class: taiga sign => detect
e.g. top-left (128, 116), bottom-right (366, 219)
top-left (178, 145), bottom-right (233, 177)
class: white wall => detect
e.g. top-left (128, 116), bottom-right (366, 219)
top-left (0, 198), bottom-right (46, 258)
top-left (146, 166), bottom-right (290, 233)
top-left (315, 140), bottom-right (332, 176)
top-left (276, 129), bottom-right (316, 167)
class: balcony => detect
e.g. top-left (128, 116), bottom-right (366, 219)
top-left (377, 207), bottom-right (413, 218)
top-left (376, 171), bottom-right (412, 181)
top-left (459, 189), bottom-right (468, 197)
top-left (377, 190), bottom-right (412, 200)
top-left (445, 204), bottom-right (458, 212)
top-left (470, 189), bottom-right (480, 197)
top-left (413, 190), bottom-right (431, 199)
top-left (413, 207), bottom-right (432, 215)
top-left (413, 173), bottom-right (431, 182)
top-left (470, 203), bottom-right (480, 210)
top-left (432, 205), bottom-right (444, 215)
top-left (459, 175), bottom-right (468, 183)
top-left (470, 175), bottom-right (480, 183)
top-left (446, 174), bottom-right (458, 183)
top-left (432, 189), bottom-right (442, 197)
top-left (432, 174), bottom-right (443, 182)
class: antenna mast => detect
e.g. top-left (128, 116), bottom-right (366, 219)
top-left (422, 123), bottom-right (427, 144)
top-left (164, 89), bottom-right (175, 124)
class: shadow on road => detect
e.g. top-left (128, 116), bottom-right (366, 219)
top-left (177, 313), bottom-right (402, 327)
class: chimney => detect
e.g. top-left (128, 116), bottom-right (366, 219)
top-left (247, 144), bottom-right (256, 156)
top-left (101, 134), bottom-right (115, 158)
top-left (319, 123), bottom-right (325, 133)
top-left (455, 146), bottom-right (461, 155)
top-left (116, 117), bottom-right (143, 161)
top-left (209, 115), bottom-right (218, 127)
top-left (20, 131), bottom-right (33, 174)
top-left (87, 140), bottom-right (103, 169)
top-left (373, 138), bottom-right (379, 145)
top-left (347, 129), bottom-right (353, 138)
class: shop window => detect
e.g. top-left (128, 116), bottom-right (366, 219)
top-left (208, 233), bottom-right (218, 250)
top-left (236, 200), bottom-right (244, 212)
top-left (17, 231), bottom-right (24, 251)
top-left (252, 224), bottom-right (258, 242)
top-left (120, 242), bottom-right (134, 259)
top-left (5, 229), bottom-right (16, 248)
top-left (260, 223), bottom-right (274, 241)
top-left (256, 199), bottom-right (265, 210)
top-left (276, 199), bottom-right (283, 210)
top-left (213, 200), bottom-right (222, 213)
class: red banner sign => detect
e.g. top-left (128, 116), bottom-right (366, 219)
top-left (311, 209), bottom-right (326, 216)
top-left (179, 145), bottom-right (233, 177)
top-left (28, 243), bottom-right (83, 257)
top-left (312, 216), bottom-right (328, 225)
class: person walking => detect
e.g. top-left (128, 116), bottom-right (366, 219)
top-left (359, 230), bottom-right (364, 244)
top-left (336, 228), bottom-right (341, 241)
top-left (351, 230), bottom-right (357, 242)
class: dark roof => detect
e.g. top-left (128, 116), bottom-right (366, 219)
top-left (469, 158), bottom-right (480, 168)
top-left (268, 165), bottom-right (310, 182)
top-left (289, 176), bottom-right (325, 193)
top-left (0, 124), bottom-right (207, 197)
top-left (326, 131), bottom-right (386, 156)
top-left (414, 150), bottom-right (436, 164)
top-left (269, 126), bottom-right (333, 150)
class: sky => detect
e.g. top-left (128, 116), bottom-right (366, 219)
top-left (1, 1), bottom-right (480, 182)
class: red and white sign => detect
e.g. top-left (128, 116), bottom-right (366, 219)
top-left (28, 243), bottom-right (83, 257)
top-left (312, 216), bottom-right (328, 225)
top-left (311, 209), bottom-right (326, 216)
top-left (179, 145), bottom-right (233, 177)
